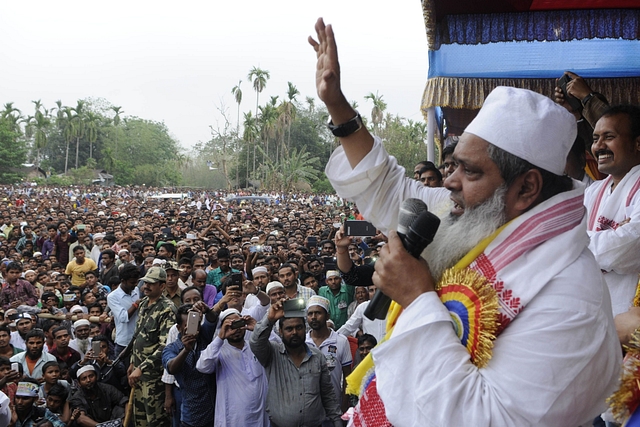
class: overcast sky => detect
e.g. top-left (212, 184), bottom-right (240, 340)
top-left (1, 0), bottom-right (429, 150)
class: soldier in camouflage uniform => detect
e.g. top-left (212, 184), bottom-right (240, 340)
top-left (127, 266), bottom-right (176, 427)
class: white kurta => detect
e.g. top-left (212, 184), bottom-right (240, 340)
top-left (196, 336), bottom-right (269, 427)
top-left (585, 164), bottom-right (640, 317)
top-left (337, 301), bottom-right (387, 342)
top-left (326, 137), bottom-right (621, 427)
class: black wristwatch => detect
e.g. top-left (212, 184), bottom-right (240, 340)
top-left (327, 112), bottom-right (363, 138)
top-left (581, 92), bottom-right (596, 107)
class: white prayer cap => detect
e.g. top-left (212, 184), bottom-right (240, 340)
top-left (97, 211), bottom-right (105, 216)
top-left (307, 295), bottom-right (330, 314)
top-left (24, 270), bottom-right (36, 275)
top-left (252, 266), bottom-right (268, 276)
top-left (77, 365), bottom-right (96, 378)
top-left (70, 305), bottom-right (84, 314)
top-left (33, 252), bottom-right (42, 257)
top-left (326, 270), bottom-right (340, 278)
top-left (250, 236), bottom-right (260, 242)
top-left (74, 319), bottom-right (90, 329)
top-left (93, 233), bottom-right (105, 239)
top-left (220, 308), bottom-right (241, 323)
top-left (266, 281), bottom-right (284, 295)
top-left (464, 86), bottom-right (576, 175)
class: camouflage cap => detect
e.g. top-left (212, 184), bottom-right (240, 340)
top-left (163, 261), bottom-right (184, 272)
top-left (141, 266), bottom-right (167, 283)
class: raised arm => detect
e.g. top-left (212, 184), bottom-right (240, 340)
top-left (309, 18), bottom-right (374, 169)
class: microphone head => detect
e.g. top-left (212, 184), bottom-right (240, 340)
top-left (398, 198), bottom-right (428, 235)
top-left (408, 210), bottom-right (441, 245)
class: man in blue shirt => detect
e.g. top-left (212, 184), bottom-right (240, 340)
top-left (162, 303), bottom-right (217, 427)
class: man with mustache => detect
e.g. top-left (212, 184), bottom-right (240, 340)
top-left (310, 17), bottom-right (620, 427)
top-left (250, 297), bottom-right (342, 427)
top-left (585, 106), bottom-right (640, 317)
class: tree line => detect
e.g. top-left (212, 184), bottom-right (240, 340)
top-left (0, 70), bottom-right (432, 188)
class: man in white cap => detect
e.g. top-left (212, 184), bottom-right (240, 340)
top-left (318, 270), bottom-right (353, 329)
top-left (305, 295), bottom-right (352, 413)
top-left (12, 378), bottom-right (65, 426)
top-left (69, 319), bottom-right (91, 355)
top-left (310, 18), bottom-right (620, 426)
top-left (69, 364), bottom-right (128, 425)
top-left (196, 308), bottom-right (268, 427)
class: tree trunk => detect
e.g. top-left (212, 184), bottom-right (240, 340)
top-left (75, 137), bottom-right (80, 169)
top-left (64, 141), bottom-right (69, 174)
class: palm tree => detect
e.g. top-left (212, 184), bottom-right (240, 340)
top-left (248, 67), bottom-right (270, 177)
top-left (364, 92), bottom-right (387, 133)
top-left (62, 108), bottom-right (75, 174)
top-left (1, 103), bottom-right (22, 133)
top-left (306, 96), bottom-right (315, 112)
top-left (33, 111), bottom-right (51, 167)
top-left (231, 81), bottom-right (242, 136)
top-left (85, 112), bottom-right (100, 159)
top-left (280, 82), bottom-right (299, 157)
top-left (72, 101), bottom-right (86, 169)
top-left (259, 96), bottom-right (279, 164)
top-left (111, 106), bottom-right (123, 158)
top-left (242, 112), bottom-right (259, 185)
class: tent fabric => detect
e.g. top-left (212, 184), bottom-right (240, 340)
top-left (422, 0), bottom-right (640, 50)
top-left (427, 39), bottom-right (640, 79)
top-left (421, 76), bottom-right (640, 110)
top-left (438, 9), bottom-right (640, 49)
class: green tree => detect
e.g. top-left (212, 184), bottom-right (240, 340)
top-left (72, 100), bottom-right (86, 169)
top-left (279, 82), bottom-right (299, 159)
top-left (242, 111), bottom-right (259, 185)
top-left (0, 117), bottom-right (27, 183)
top-left (33, 110), bottom-right (51, 167)
top-left (85, 111), bottom-right (100, 159)
top-left (62, 107), bottom-right (76, 174)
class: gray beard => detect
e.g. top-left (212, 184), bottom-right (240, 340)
top-left (77, 338), bottom-right (90, 354)
top-left (424, 185), bottom-right (508, 281)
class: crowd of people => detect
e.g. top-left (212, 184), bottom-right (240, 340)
top-left (0, 183), bottom-right (388, 426)
top-left (2, 17), bottom-right (640, 427)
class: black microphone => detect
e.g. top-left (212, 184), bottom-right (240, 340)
top-left (364, 202), bottom-right (441, 320)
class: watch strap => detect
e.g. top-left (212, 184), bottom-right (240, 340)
top-left (327, 113), bottom-right (363, 138)
top-left (581, 92), bottom-right (596, 106)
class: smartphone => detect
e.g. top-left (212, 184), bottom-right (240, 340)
top-left (231, 318), bottom-right (246, 329)
top-left (186, 233), bottom-right (197, 240)
top-left (306, 236), bottom-right (318, 248)
top-left (230, 273), bottom-right (243, 287)
top-left (92, 341), bottom-right (101, 355)
top-left (283, 298), bottom-right (306, 312)
top-left (11, 362), bottom-right (19, 372)
top-left (77, 224), bottom-right (86, 230)
top-left (323, 256), bottom-right (337, 271)
top-left (185, 311), bottom-right (201, 335)
top-left (249, 245), bottom-right (261, 253)
top-left (263, 245), bottom-right (272, 253)
top-left (345, 220), bottom-right (377, 236)
top-left (558, 73), bottom-right (583, 112)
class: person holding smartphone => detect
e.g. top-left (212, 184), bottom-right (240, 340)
top-left (196, 309), bottom-right (268, 427)
top-left (162, 304), bottom-right (217, 427)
